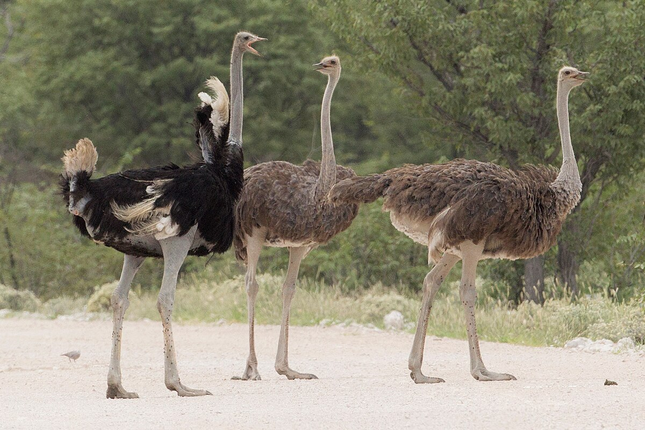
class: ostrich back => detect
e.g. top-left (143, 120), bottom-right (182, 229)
top-left (381, 159), bottom-right (565, 261)
top-left (61, 162), bottom-right (240, 257)
top-left (235, 159), bottom-right (358, 260)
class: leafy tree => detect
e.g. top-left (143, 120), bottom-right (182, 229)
top-left (12, 0), bottom-right (432, 170)
top-left (312, 0), bottom-right (645, 299)
top-left (0, 0), bottom-right (438, 295)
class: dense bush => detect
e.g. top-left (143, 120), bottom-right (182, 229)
top-left (0, 283), bottom-right (41, 311)
top-left (0, 184), bottom-right (165, 300)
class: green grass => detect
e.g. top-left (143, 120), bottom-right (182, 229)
top-left (4, 271), bottom-right (645, 348)
top-left (97, 269), bottom-right (645, 347)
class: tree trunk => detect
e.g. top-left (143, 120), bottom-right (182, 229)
top-left (557, 239), bottom-right (579, 296)
top-left (3, 226), bottom-right (19, 289)
top-left (506, 260), bottom-right (525, 305)
top-left (524, 255), bottom-right (545, 304)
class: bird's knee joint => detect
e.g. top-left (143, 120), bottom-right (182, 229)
top-left (246, 280), bottom-right (259, 296)
top-left (157, 294), bottom-right (173, 314)
top-left (282, 283), bottom-right (296, 297)
top-left (423, 273), bottom-right (442, 293)
top-left (111, 291), bottom-right (129, 310)
top-left (459, 285), bottom-right (476, 304)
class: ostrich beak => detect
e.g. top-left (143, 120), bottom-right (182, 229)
top-left (247, 37), bottom-right (267, 56)
top-left (574, 71), bottom-right (589, 80)
top-left (312, 62), bottom-right (325, 70)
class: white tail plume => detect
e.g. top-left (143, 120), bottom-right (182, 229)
top-left (203, 77), bottom-right (229, 140)
top-left (62, 138), bottom-right (98, 176)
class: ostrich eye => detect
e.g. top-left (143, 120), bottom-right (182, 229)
top-left (244, 35), bottom-right (250, 40)
top-left (330, 60), bottom-right (336, 65)
top-left (564, 71), bottom-right (570, 75)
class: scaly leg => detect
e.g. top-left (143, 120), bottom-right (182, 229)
top-left (158, 227), bottom-right (212, 396)
top-left (275, 246), bottom-right (316, 380)
top-left (460, 242), bottom-right (516, 382)
top-left (232, 234), bottom-right (264, 381)
top-left (409, 253), bottom-right (459, 384)
top-left (107, 254), bottom-right (145, 399)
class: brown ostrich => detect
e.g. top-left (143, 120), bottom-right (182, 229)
top-left (329, 66), bottom-right (588, 383)
top-left (233, 56), bottom-right (358, 380)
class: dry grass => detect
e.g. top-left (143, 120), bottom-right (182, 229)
top-left (5, 270), bottom-right (643, 347)
top-left (120, 272), bottom-right (645, 347)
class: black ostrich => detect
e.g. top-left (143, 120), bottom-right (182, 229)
top-left (60, 32), bottom-right (265, 398)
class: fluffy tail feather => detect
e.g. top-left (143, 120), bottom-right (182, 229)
top-left (328, 174), bottom-right (392, 204)
top-left (194, 77), bottom-right (230, 164)
top-left (62, 138), bottom-right (98, 178)
top-left (60, 138), bottom-right (98, 218)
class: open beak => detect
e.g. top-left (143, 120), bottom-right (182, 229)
top-left (247, 37), bottom-right (267, 56)
top-left (574, 71), bottom-right (589, 81)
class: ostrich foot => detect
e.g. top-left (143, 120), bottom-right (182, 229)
top-left (106, 384), bottom-right (139, 399)
top-left (167, 381), bottom-right (212, 397)
top-left (276, 366), bottom-right (318, 380)
top-left (410, 369), bottom-right (445, 384)
top-left (231, 363), bottom-right (261, 381)
top-left (471, 368), bottom-right (516, 382)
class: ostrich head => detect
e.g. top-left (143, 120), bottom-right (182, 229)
top-left (313, 55), bottom-right (341, 76)
top-left (558, 66), bottom-right (589, 89)
top-left (234, 31), bottom-right (266, 56)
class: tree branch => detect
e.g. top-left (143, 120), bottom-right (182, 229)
top-left (444, 0), bottom-right (468, 15)
top-left (0, 3), bottom-right (15, 61)
top-left (406, 34), bottom-right (454, 92)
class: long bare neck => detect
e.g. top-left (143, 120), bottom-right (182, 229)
top-left (228, 48), bottom-right (244, 145)
top-left (552, 81), bottom-right (582, 210)
top-left (315, 72), bottom-right (340, 197)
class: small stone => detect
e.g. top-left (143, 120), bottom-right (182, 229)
top-left (614, 337), bottom-right (635, 353)
top-left (588, 339), bottom-right (615, 353)
top-left (604, 379), bottom-right (618, 386)
top-left (564, 337), bottom-right (592, 349)
top-left (383, 310), bottom-right (404, 330)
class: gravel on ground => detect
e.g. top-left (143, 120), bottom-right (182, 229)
top-left (1, 318), bottom-right (644, 429)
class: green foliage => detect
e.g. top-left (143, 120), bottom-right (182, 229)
top-left (0, 283), bottom-right (41, 311)
top-left (4, 0), bottom-right (433, 172)
top-left (312, 0), bottom-right (645, 292)
top-left (0, 0), bottom-right (643, 305)
top-left (86, 281), bottom-right (118, 313)
top-left (35, 269), bottom-right (645, 347)
top-left (0, 183), bottom-right (166, 300)
top-left (251, 200), bottom-right (433, 292)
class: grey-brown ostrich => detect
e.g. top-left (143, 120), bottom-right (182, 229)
top-left (329, 66), bottom-right (588, 383)
top-left (60, 32), bottom-right (265, 398)
top-left (233, 55), bottom-right (357, 380)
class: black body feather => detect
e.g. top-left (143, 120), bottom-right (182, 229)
top-left (61, 104), bottom-right (242, 258)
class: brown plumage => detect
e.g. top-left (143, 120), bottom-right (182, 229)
top-left (330, 66), bottom-right (588, 384)
top-left (330, 160), bottom-right (569, 262)
top-left (232, 56), bottom-right (358, 381)
top-left (234, 160), bottom-right (356, 261)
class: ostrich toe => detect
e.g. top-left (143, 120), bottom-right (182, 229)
top-left (471, 368), bottom-right (517, 381)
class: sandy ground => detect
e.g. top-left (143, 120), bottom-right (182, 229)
top-left (1, 318), bottom-right (644, 430)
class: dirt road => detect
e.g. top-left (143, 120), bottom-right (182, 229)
top-left (1, 318), bottom-right (644, 429)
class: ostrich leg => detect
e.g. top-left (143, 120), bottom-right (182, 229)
top-left (232, 234), bottom-right (264, 381)
top-left (275, 246), bottom-right (317, 380)
top-left (409, 253), bottom-right (459, 384)
top-left (158, 227), bottom-right (212, 396)
top-left (106, 254), bottom-right (145, 399)
top-left (459, 241), bottom-right (516, 382)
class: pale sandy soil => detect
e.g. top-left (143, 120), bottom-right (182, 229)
top-left (1, 318), bottom-right (644, 430)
